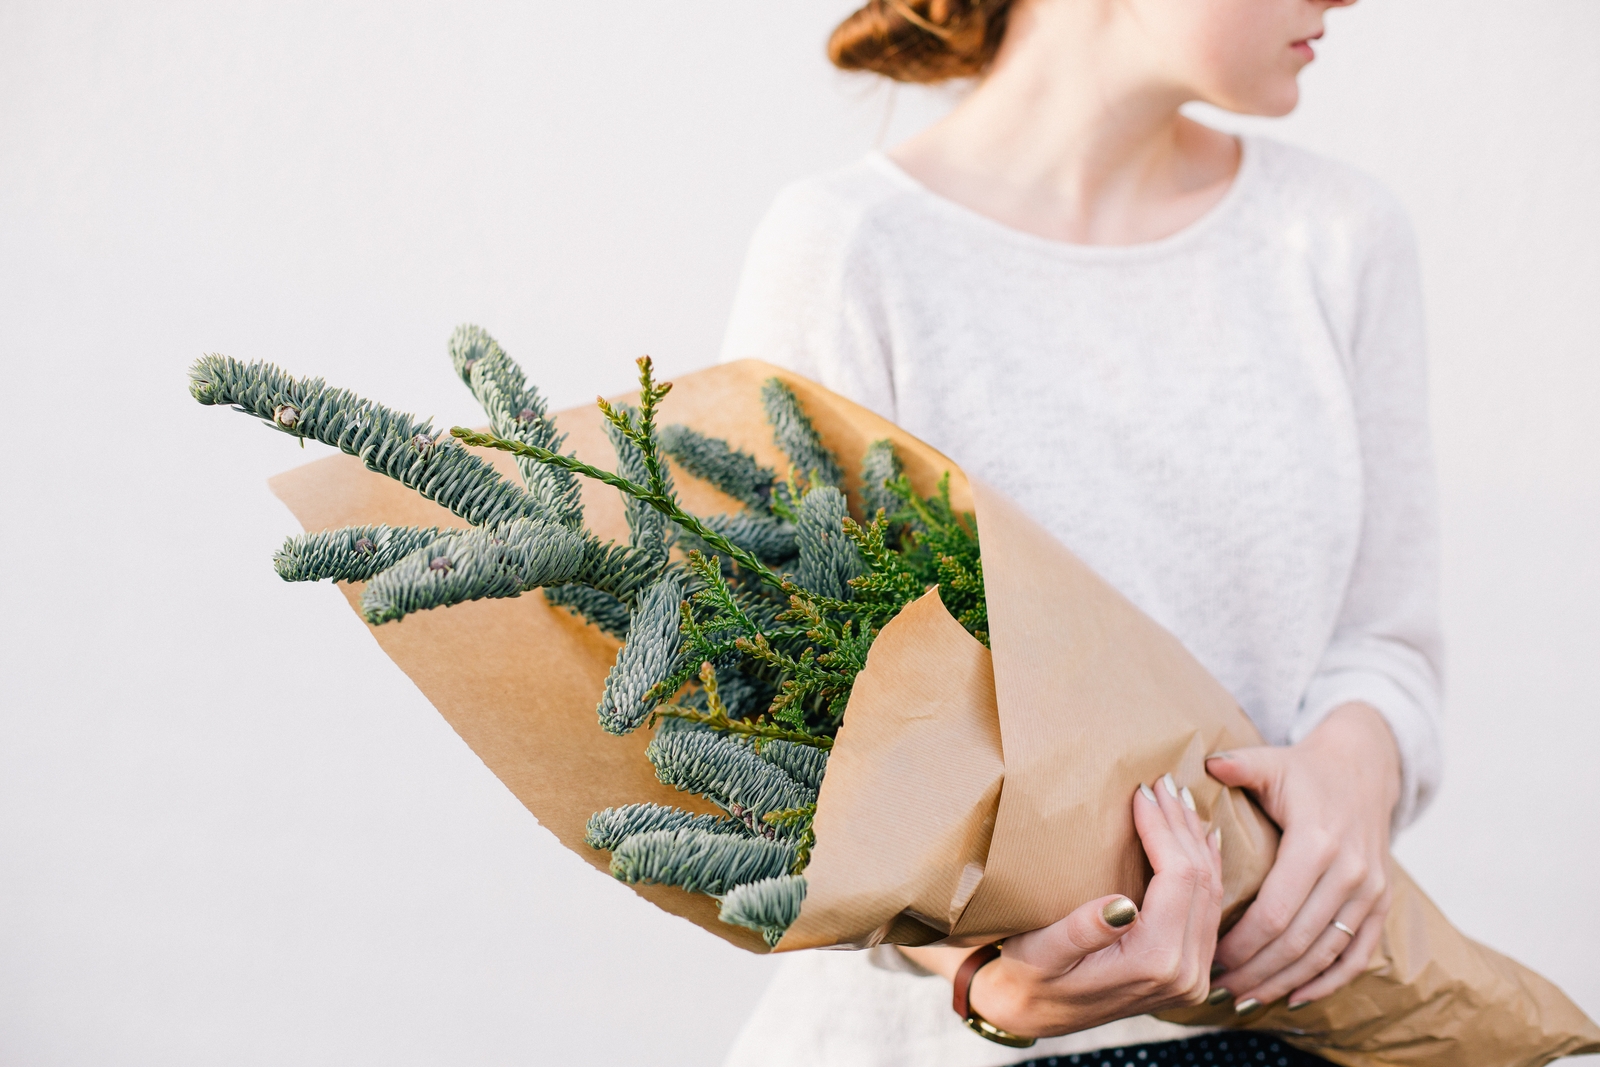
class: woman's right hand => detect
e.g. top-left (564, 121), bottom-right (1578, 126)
top-left (902, 773), bottom-right (1223, 1038)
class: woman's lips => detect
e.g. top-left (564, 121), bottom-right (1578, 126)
top-left (1291, 32), bottom-right (1323, 62)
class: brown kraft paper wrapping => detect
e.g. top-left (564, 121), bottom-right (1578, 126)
top-left (267, 360), bottom-right (1598, 1065)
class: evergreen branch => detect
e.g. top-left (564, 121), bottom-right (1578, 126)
top-left (358, 518), bottom-right (587, 625)
top-left (658, 424), bottom-right (776, 510)
top-left (608, 827), bottom-right (796, 897)
top-left (761, 377), bottom-right (843, 491)
top-left (718, 874), bottom-right (807, 947)
top-left (652, 662), bottom-right (834, 751)
top-left (450, 428), bottom-right (789, 593)
top-left (190, 354), bottom-right (539, 528)
top-left (273, 524), bottom-right (447, 583)
top-left (859, 438), bottom-right (904, 523)
top-left (648, 717), bottom-right (815, 822)
top-left (763, 803), bottom-right (818, 871)
top-left (792, 486), bottom-right (865, 600)
top-left (597, 571), bottom-right (687, 734)
top-left (583, 802), bottom-right (748, 851)
top-left (542, 584), bottom-right (632, 639)
top-left (448, 324), bottom-right (584, 528)
top-left (603, 401), bottom-right (674, 568)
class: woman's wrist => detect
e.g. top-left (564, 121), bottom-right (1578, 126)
top-left (1302, 702), bottom-right (1402, 818)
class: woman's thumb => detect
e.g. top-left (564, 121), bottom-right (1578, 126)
top-left (1205, 746), bottom-right (1285, 798)
top-left (1010, 895), bottom-right (1140, 971)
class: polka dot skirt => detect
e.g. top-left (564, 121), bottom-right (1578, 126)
top-left (1013, 1033), bottom-right (1332, 1067)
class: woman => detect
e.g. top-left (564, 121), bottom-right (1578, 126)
top-left (719, 1), bottom-right (1441, 1064)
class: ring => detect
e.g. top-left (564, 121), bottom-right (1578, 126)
top-left (1331, 920), bottom-right (1356, 938)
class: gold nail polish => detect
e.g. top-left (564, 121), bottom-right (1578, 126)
top-left (1234, 998), bottom-right (1261, 1015)
top-left (1207, 987), bottom-right (1232, 1005)
top-left (1181, 786), bottom-right (1197, 812)
top-left (1102, 897), bottom-right (1138, 928)
top-left (1162, 773), bottom-right (1179, 798)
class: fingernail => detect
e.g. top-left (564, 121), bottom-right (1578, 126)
top-left (1139, 783), bottom-right (1158, 804)
top-left (1234, 997), bottom-right (1261, 1015)
top-left (1162, 773), bottom-right (1179, 798)
top-left (1211, 961), bottom-right (1226, 977)
top-left (1181, 786), bottom-right (1196, 812)
top-left (1102, 897), bottom-right (1138, 928)
top-left (1207, 751), bottom-right (1232, 762)
top-left (1211, 827), bottom-right (1223, 851)
top-left (1207, 987), bottom-right (1232, 1005)
top-left (1288, 1000), bottom-right (1312, 1012)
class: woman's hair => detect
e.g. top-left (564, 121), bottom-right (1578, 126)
top-left (828, 0), bottom-right (1016, 83)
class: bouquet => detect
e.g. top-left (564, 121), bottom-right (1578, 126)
top-left (191, 326), bottom-right (1599, 1066)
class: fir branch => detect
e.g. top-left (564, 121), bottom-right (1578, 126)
top-left (752, 740), bottom-right (829, 791)
top-left (761, 377), bottom-right (843, 490)
top-left (597, 571), bottom-right (687, 734)
top-left (450, 427), bottom-right (788, 594)
top-left (189, 354), bottom-right (540, 529)
top-left (718, 874), bottom-right (807, 947)
top-left (658, 424), bottom-right (776, 511)
top-left (542, 584), bottom-right (632, 639)
top-left (687, 511), bottom-right (798, 566)
top-left (647, 717), bottom-right (815, 822)
top-left (358, 518), bottom-right (587, 625)
top-left (273, 524), bottom-right (447, 583)
top-left (448, 324), bottom-right (585, 528)
top-left (583, 802), bottom-right (748, 851)
top-left (608, 827), bottom-right (796, 897)
top-left (792, 486), bottom-right (865, 600)
top-left (859, 438), bottom-right (904, 523)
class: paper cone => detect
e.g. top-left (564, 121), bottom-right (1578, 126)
top-left (267, 360), bottom-right (1598, 1065)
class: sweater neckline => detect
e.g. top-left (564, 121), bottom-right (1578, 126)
top-left (863, 135), bottom-right (1258, 261)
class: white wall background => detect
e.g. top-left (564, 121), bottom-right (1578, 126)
top-left (1, 3), bottom-right (1595, 1064)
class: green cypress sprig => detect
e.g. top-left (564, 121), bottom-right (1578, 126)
top-left (653, 662), bottom-right (833, 751)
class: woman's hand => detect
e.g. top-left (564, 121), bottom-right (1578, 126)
top-left (901, 773), bottom-right (1223, 1038)
top-left (1206, 702), bottom-right (1401, 1012)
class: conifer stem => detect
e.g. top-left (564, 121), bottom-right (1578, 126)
top-left (450, 427), bottom-right (788, 592)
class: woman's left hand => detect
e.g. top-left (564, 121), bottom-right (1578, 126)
top-left (1205, 702), bottom-right (1401, 1012)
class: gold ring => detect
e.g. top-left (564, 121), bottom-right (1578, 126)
top-left (1332, 920), bottom-right (1356, 938)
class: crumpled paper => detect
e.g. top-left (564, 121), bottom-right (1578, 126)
top-left (269, 360), bottom-right (1599, 1066)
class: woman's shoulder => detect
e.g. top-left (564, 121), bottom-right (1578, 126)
top-left (750, 154), bottom-right (924, 261)
top-left (1242, 135), bottom-right (1416, 245)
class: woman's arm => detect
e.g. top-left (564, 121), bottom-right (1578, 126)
top-left (901, 774), bottom-right (1223, 1037)
top-left (1206, 194), bottom-right (1443, 1012)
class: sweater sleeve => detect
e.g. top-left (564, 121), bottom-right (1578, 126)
top-left (1288, 198), bottom-right (1444, 832)
top-left (718, 182), bottom-right (898, 422)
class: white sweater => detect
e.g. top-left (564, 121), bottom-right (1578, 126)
top-left (717, 136), bottom-right (1443, 1067)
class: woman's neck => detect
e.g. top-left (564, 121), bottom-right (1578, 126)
top-left (887, 2), bottom-right (1240, 246)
